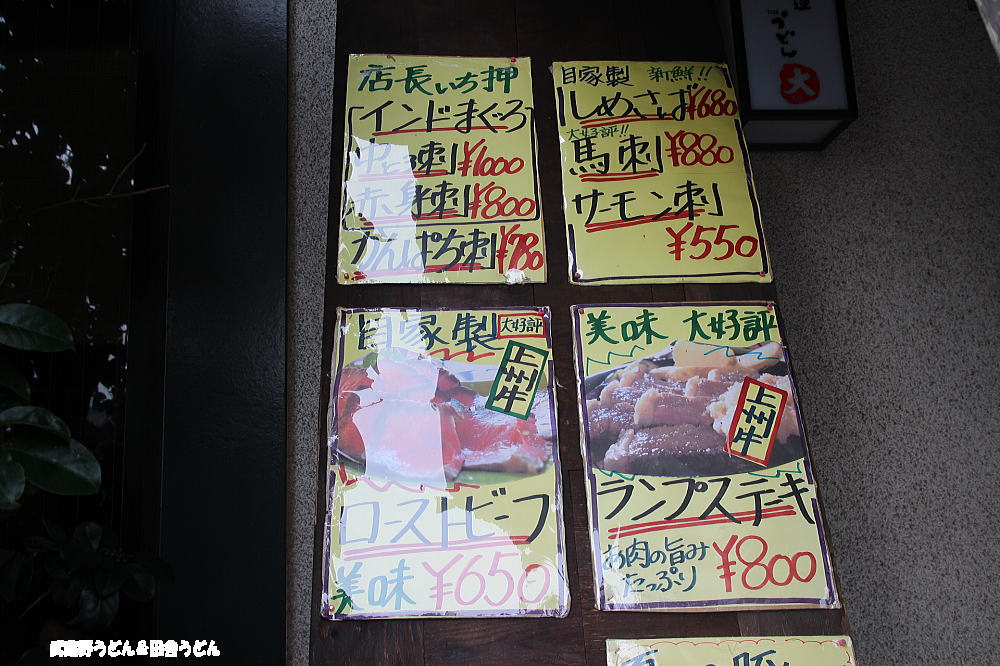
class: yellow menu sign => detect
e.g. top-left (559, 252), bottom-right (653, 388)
top-left (553, 61), bottom-right (771, 284)
top-left (607, 636), bottom-right (857, 665)
top-left (571, 303), bottom-right (838, 611)
top-left (322, 307), bottom-right (568, 618)
top-left (337, 55), bottom-right (546, 284)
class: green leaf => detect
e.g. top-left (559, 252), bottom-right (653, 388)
top-left (0, 355), bottom-right (29, 400)
top-left (72, 522), bottom-right (103, 552)
top-left (16, 646), bottom-right (52, 665)
top-left (0, 303), bottom-right (74, 352)
top-left (44, 521), bottom-right (67, 545)
top-left (0, 454), bottom-right (25, 510)
top-left (95, 566), bottom-right (129, 596)
top-left (6, 437), bottom-right (100, 495)
top-left (133, 552), bottom-right (174, 582)
top-left (123, 563), bottom-right (156, 602)
top-left (76, 585), bottom-right (119, 628)
top-left (0, 251), bottom-right (12, 286)
top-left (0, 405), bottom-right (70, 441)
top-left (51, 575), bottom-right (83, 609)
top-left (0, 550), bottom-right (33, 603)
top-left (23, 535), bottom-right (57, 553)
top-left (0, 390), bottom-right (25, 412)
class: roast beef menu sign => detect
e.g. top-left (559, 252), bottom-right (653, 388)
top-left (572, 303), bottom-right (838, 610)
top-left (553, 61), bottom-right (771, 284)
top-left (337, 55), bottom-right (546, 285)
top-left (322, 307), bottom-right (568, 619)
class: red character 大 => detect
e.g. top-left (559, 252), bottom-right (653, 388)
top-left (779, 63), bottom-right (820, 104)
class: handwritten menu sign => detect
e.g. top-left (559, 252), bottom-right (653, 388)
top-left (322, 307), bottom-right (568, 619)
top-left (607, 636), bottom-right (857, 666)
top-left (571, 303), bottom-right (837, 611)
top-left (337, 55), bottom-right (546, 285)
top-left (553, 61), bottom-right (770, 284)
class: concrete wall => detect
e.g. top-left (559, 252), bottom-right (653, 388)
top-left (288, 2), bottom-right (1000, 663)
top-left (755, 2), bottom-right (1000, 663)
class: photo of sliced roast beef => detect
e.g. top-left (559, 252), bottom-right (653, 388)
top-left (454, 397), bottom-right (549, 474)
top-left (333, 352), bottom-right (554, 482)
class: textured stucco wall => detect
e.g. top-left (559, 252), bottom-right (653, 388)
top-left (288, 2), bottom-right (1000, 663)
top-left (754, 3), bottom-right (1000, 663)
top-left (288, 1), bottom-right (336, 664)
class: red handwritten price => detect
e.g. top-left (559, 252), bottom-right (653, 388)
top-left (665, 223), bottom-right (759, 261)
top-left (663, 130), bottom-right (735, 167)
top-left (469, 182), bottom-right (536, 220)
top-left (459, 138), bottom-right (525, 177)
top-left (423, 552), bottom-right (551, 609)
top-left (498, 224), bottom-right (544, 274)
top-left (713, 534), bottom-right (817, 593)
top-left (685, 87), bottom-right (738, 119)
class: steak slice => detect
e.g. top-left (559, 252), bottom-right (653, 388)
top-left (601, 424), bottom-right (727, 476)
top-left (633, 388), bottom-right (713, 428)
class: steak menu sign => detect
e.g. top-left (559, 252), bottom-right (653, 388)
top-left (571, 303), bottom-right (837, 610)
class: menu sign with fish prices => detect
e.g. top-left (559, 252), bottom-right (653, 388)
top-left (553, 61), bottom-right (770, 285)
top-left (571, 302), bottom-right (838, 611)
top-left (606, 636), bottom-right (857, 666)
top-left (321, 307), bottom-right (568, 619)
top-left (337, 54), bottom-right (546, 285)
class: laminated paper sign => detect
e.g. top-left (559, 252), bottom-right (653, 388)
top-left (606, 636), bottom-right (857, 665)
top-left (571, 303), bottom-right (837, 611)
top-left (322, 307), bottom-right (568, 619)
top-left (553, 61), bottom-right (770, 284)
top-left (337, 54), bottom-right (546, 285)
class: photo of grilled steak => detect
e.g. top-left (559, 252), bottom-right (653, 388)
top-left (583, 344), bottom-right (803, 477)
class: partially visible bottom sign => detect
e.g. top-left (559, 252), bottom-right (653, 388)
top-left (607, 636), bottom-right (857, 666)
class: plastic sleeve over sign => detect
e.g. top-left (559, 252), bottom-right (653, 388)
top-left (551, 61), bottom-right (771, 285)
top-left (337, 54), bottom-right (547, 285)
top-left (606, 636), bottom-right (857, 665)
top-left (321, 307), bottom-right (569, 619)
top-left (571, 302), bottom-right (839, 611)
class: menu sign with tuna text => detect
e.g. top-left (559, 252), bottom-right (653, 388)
top-left (338, 55), bottom-right (546, 285)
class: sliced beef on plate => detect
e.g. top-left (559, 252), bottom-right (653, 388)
top-left (342, 398), bottom-right (466, 481)
top-left (454, 401), bottom-right (549, 474)
top-left (601, 424), bottom-right (727, 476)
top-left (684, 375), bottom-right (736, 399)
top-left (633, 388), bottom-right (714, 428)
